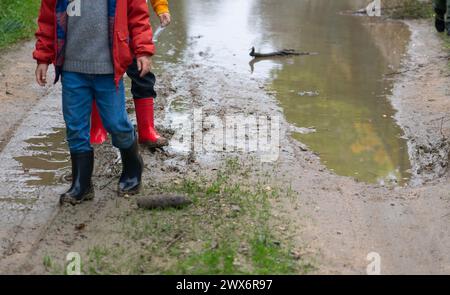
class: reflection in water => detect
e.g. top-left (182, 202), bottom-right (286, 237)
top-left (14, 128), bottom-right (69, 186)
top-left (149, 0), bottom-right (188, 65)
top-left (170, 0), bottom-right (280, 77)
top-left (166, 0), bottom-right (412, 185)
top-left (12, 1), bottom-right (409, 186)
top-left (253, 0), bottom-right (412, 184)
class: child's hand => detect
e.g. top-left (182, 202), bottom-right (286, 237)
top-left (159, 13), bottom-right (171, 27)
top-left (35, 64), bottom-right (49, 86)
top-left (137, 56), bottom-right (152, 77)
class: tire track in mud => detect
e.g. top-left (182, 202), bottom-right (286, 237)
top-left (0, 84), bottom-right (66, 272)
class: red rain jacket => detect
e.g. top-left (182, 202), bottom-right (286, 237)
top-left (33, 0), bottom-right (155, 85)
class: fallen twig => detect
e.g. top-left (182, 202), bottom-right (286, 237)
top-left (250, 47), bottom-right (316, 58)
top-left (384, 69), bottom-right (410, 76)
top-left (164, 232), bottom-right (184, 250)
top-left (99, 177), bottom-right (116, 190)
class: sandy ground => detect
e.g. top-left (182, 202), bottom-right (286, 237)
top-left (287, 20), bottom-right (450, 274)
top-left (392, 21), bottom-right (450, 184)
top-left (1, 20), bottom-right (450, 274)
top-left (0, 42), bottom-right (51, 152)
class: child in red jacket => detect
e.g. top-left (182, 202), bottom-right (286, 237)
top-left (90, 0), bottom-right (172, 148)
top-left (33, 0), bottom-right (155, 205)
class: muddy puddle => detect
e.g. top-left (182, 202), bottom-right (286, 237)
top-left (156, 0), bottom-right (412, 185)
top-left (14, 128), bottom-right (69, 186)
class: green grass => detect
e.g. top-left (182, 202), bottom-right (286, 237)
top-left (383, 0), bottom-right (433, 19)
top-left (42, 254), bottom-right (53, 270)
top-left (42, 253), bottom-right (63, 274)
top-left (173, 230), bottom-right (302, 275)
top-left (69, 158), bottom-right (313, 275)
top-left (0, 0), bottom-right (40, 49)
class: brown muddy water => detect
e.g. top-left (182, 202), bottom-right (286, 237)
top-left (153, 0), bottom-right (412, 185)
top-left (11, 0), bottom-right (412, 188)
top-left (14, 128), bottom-right (69, 186)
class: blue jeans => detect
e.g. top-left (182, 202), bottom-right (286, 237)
top-left (61, 71), bottom-right (135, 153)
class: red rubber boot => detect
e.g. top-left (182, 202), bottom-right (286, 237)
top-left (90, 100), bottom-right (108, 145)
top-left (134, 98), bottom-right (168, 148)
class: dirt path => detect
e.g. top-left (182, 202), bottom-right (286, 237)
top-left (0, 20), bottom-right (450, 274)
top-left (278, 20), bottom-right (450, 274)
top-left (0, 42), bottom-right (51, 152)
top-left (0, 42), bottom-right (66, 272)
top-left (391, 21), bottom-right (450, 184)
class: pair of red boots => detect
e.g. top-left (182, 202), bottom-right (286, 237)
top-left (91, 97), bottom-right (167, 147)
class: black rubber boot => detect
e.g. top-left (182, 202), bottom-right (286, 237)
top-left (60, 151), bottom-right (94, 205)
top-left (435, 9), bottom-right (446, 32)
top-left (436, 16), bottom-right (445, 32)
top-left (119, 139), bottom-right (143, 195)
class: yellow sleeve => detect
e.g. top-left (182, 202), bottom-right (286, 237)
top-left (150, 0), bottom-right (170, 15)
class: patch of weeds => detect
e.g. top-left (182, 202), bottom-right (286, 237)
top-left (173, 242), bottom-right (241, 275)
top-left (85, 246), bottom-right (111, 275)
top-left (249, 229), bottom-right (297, 274)
top-left (42, 254), bottom-right (53, 270)
top-left (42, 253), bottom-right (63, 274)
top-left (81, 157), bottom-right (311, 274)
top-left (0, 0), bottom-right (40, 49)
top-left (382, 0), bottom-right (433, 19)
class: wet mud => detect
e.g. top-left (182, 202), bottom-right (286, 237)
top-left (0, 0), bottom-right (450, 274)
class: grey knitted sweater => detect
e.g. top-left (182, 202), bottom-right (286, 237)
top-left (63, 0), bottom-right (114, 74)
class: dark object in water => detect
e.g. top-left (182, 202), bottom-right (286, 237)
top-left (136, 194), bottom-right (192, 209)
top-left (249, 47), bottom-right (315, 58)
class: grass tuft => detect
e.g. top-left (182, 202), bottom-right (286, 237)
top-left (382, 0), bottom-right (433, 19)
top-left (55, 158), bottom-right (314, 275)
